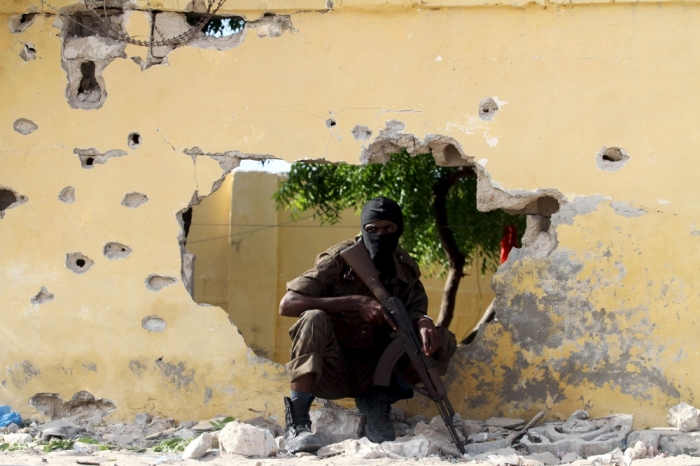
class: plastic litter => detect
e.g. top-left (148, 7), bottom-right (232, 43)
top-left (0, 405), bottom-right (22, 428)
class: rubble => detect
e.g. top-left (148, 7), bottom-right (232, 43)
top-left (218, 421), bottom-right (277, 457)
top-left (667, 402), bottom-right (700, 432)
top-left (181, 432), bottom-right (212, 459)
top-left (310, 401), bottom-right (365, 446)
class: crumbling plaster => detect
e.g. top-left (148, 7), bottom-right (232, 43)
top-left (1, 2), bottom-right (699, 428)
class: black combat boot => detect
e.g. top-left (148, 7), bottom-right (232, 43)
top-left (283, 396), bottom-right (320, 454)
top-left (355, 386), bottom-right (396, 444)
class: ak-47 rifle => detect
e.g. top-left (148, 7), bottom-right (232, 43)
top-left (340, 241), bottom-right (466, 454)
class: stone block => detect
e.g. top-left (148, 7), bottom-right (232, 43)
top-left (310, 401), bottom-right (365, 446)
top-left (182, 432), bottom-right (212, 460)
top-left (218, 421), bottom-right (277, 457)
top-left (667, 402), bottom-right (700, 432)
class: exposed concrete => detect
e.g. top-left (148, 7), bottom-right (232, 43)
top-left (142, 315), bottom-right (167, 332)
top-left (8, 12), bottom-right (37, 34)
top-left (121, 192), bottom-right (149, 208)
top-left (74, 147), bottom-right (127, 168)
top-left (28, 391), bottom-right (116, 423)
top-left (65, 252), bottom-right (94, 274)
top-left (351, 124), bottom-right (372, 141)
top-left (611, 200), bottom-right (646, 218)
top-left (145, 274), bottom-right (177, 291)
top-left (13, 118), bottom-right (38, 135)
top-left (103, 242), bottom-right (133, 260)
top-left (31, 287), bottom-right (55, 305)
top-left (58, 186), bottom-right (76, 204)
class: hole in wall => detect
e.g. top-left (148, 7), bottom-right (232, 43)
top-left (142, 315), bottom-right (167, 332)
top-left (74, 148), bottom-right (126, 168)
top-left (13, 118), bottom-right (38, 135)
top-left (479, 97), bottom-right (499, 121)
top-left (103, 242), bottom-right (132, 260)
top-left (186, 14), bottom-right (246, 37)
top-left (596, 146), bottom-right (630, 172)
top-left (65, 252), bottom-right (94, 274)
top-left (128, 132), bottom-right (141, 149)
top-left (19, 42), bottom-right (36, 61)
top-left (86, 157), bottom-right (95, 165)
top-left (58, 186), bottom-right (76, 204)
top-left (31, 287), bottom-right (55, 305)
top-left (351, 125), bottom-right (372, 141)
top-left (145, 274), bottom-right (177, 292)
top-left (121, 192), bottom-right (149, 208)
top-left (326, 118), bottom-right (337, 129)
top-left (8, 13), bottom-right (37, 34)
top-left (0, 186), bottom-right (29, 219)
top-left (77, 61), bottom-right (102, 104)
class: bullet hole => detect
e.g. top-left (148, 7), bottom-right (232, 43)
top-left (121, 192), bottom-right (149, 208)
top-left (74, 148), bottom-right (127, 168)
top-left (65, 252), bottom-right (94, 274)
top-left (479, 97), bottom-right (499, 121)
top-left (145, 274), bottom-right (177, 292)
top-left (103, 242), bottom-right (132, 260)
top-left (0, 187), bottom-right (28, 219)
top-left (326, 118), bottom-right (337, 128)
top-left (77, 61), bottom-right (102, 104)
top-left (13, 118), bottom-right (38, 135)
top-left (351, 125), bottom-right (372, 141)
top-left (536, 196), bottom-right (560, 217)
top-left (19, 42), bottom-right (36, 61)
top-left (8, 13), bottom-right (37, 34)
top-left (128, 132), bottom-right (142, 149)
top-left (31, 287), bottom-right (55, 305)
top-left (58, 187), bottom-right (76, 204)
top-left (597, 146), bottom-right (630, 172)
top-left (142, 315), bottom-right (167, 332)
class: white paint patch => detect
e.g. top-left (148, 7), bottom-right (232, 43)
top-left (658, 199), bottom-right (671, 205)
top-left (486, 135), bottom-right (499, 147)
top-left (492, 96), bottom-right (509, 107)
top-left (477, 158), bottom-right (489, 167)
top-left (435, 55), bottom-right (442, 62)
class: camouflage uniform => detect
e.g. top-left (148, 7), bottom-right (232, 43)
top-left (286, 238), bottom-right (457, 399)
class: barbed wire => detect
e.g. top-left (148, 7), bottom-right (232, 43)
top-left (39, 0), bottom-right (228, 47)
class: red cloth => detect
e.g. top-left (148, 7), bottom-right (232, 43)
top-left (500, 225), bottom-right (519, 264)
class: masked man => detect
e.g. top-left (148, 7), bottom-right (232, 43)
top-left (278, 196), bottom-right (457, 453)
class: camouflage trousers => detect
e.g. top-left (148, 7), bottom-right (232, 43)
top-left (286, 309), bottom-right (457, 399)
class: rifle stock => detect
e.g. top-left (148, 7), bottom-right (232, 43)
top-left (340, 240), bottom-right (466, 454)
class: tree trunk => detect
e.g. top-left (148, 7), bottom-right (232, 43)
top-left (433, 168), bottom-right (475, 329)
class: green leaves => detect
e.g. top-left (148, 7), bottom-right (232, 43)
top-left (209, 416), bottom-right (235, 431)
top-left (41, 438), bottom-right (74, 452)
top-left (152, 438), bottom-right (192, 453)
top-left (274, 151), bottom-right (525, 276)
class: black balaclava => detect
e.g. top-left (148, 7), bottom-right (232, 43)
top-left (361, 196), bottom-right (404, 276)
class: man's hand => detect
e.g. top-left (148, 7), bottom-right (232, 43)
top-left (351, 295), bottom-right (385, 325)
top-left (417, 317), bottom-right (442, 356)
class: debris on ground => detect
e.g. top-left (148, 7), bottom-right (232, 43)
top-left (4, 401), bottom-right (700, 464)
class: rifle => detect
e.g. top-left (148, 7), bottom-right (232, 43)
top-left (340, 241), bottom-right (466, 454)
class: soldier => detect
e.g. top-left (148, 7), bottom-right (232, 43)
top-left (278, 196), bottom-right (457, 453)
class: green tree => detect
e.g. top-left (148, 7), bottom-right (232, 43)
top-left (273, 151), bottom-right (525, 329)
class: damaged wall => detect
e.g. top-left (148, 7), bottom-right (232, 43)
top-left (2, 0), bottom-right (700, 428)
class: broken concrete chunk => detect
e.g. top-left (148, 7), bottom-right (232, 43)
top-left (627, 429), bottom-right (662, 449)
top-left (390, 407), bottom-right (404, 422)
top-left (487, 453), bottom-right (523, 466)
top-left (31, 287), bottom-right (55, 305)
top-left (218, 421), bottom-right (277, 457)
top-left (469, 432), bottom-right (489, 442)
top-left (658, 431), bottom-right (700, 456)
top-left (13, 118), bottom-right (38, 135)
top-left (58, 186), bottom-right (75, 204)
top-left (463, 419), bottom-right (485, 436)
top-left (65, 252), bottom-right (94, 274)
top-left (343, 437), bottom-right (392, 459)
top-left (624, 440), bottom-right (648, 460)
top-left (428, 414), bottom-right (466, 443)
top-left (485, 417), bottom-right (525, 429)
top-left (37, 420), bottom-right (84, 441)
top-left (134, 413), bottom-right (152, 425)
top-left (405, 414), bottom-right (426, 426)
top-left (568, 410), bottom-right (590, 422)
top-left (560, 452), bottom-right (578, 463)
top-left (244, 416), bottom-right (283, 438)
top-left (3, 432), bottom-right (32, 444)
top-left (145, 275), bottom-right (177, 292)
top-left (122, 192), bottom-right (149, 208)
top-left (667, 401), bottom-right (700, 432)
top-left (310, 400), bottom-right (365, 446)
top-left (29, 391), bottom-right (115, 424)
top-left (524, 452), bottom-right (559, 465)
top-left (182, 432), bottom-right (212, 459)
top-left (463, 438), bottom-right (511, 455)
top-left (382, 437), bottom-right (437, 458)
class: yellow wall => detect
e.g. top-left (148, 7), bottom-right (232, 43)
top-left (2, 0), bottom-right (699, 427)
top-left (187, 170), bottom-right (495, 366)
